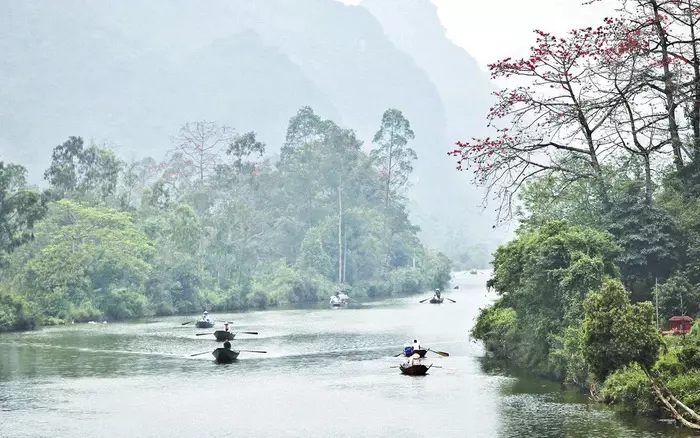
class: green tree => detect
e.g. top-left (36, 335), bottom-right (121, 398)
top-left (370, 108), bottom-right (417, 207)
top-left (0, 162), bottom-right (47, 260)
top-left (44, 136), bottom-right (124, 201)
top-left (582, 279), bottom-right (663, 382)
top-left (18, 200), bottom-right (153, 322)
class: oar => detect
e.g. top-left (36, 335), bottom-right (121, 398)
top-left (196, 332), bottom-right (214, 336)
top-left (393, 352), bottom-right (406, 357)
top-left (237, 350), bottom-right (267, 354)
top-left (445, 297), bottom-right (457, 303)
top-left (419, 297), bottom-right (430, 303)
top-left (238, 331), bottom-right (258, 335)
top-left (428, 348), bottom-right (450, 357)
top-left (190, 351), bottom-right (212, 357)
top-left (182, 321), bottom-right (193, 325)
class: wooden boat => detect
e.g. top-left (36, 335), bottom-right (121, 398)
top-left (399, 362), bottom-right (432, 376)
top-left (195, 319), bottom-right (214, 328)
top-left (212, 347), bottom-right (240, 364)
top-left (429, 297), bottom-right (444, 304)
top-left (214, 330), bottom-right (235, 341)
top-left (470, 269), bottom-right (478, 275)
top-left (402, 348), bottom-right (427, 358)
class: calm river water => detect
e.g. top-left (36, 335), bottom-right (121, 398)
top-left (0, 271), bottom-right (691, 437)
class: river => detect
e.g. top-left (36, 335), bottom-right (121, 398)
top-left (0, 271), bottom-right (690, 437)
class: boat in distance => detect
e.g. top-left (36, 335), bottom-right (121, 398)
top-left (212, 348), bottom-right (240, 364)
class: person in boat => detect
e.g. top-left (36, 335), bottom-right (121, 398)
top-left (330, 293), bottom-right (341, 305)
top-left (404, 344), bottom-right (414, 357)
top-left (202, 310), bottom-right (210, 321)
top-left (223, 340), bottom-right (231, 350)
top-left (223, 322), bottom-right (231, 332)
top-left (434, 289), bottom-right (442, 300)
top-left (404, 353), bottom-right (422, 367)
top-left (413, 339), bottom-right (421, 352)
top-left (338, 291), bottom-right (349, 303)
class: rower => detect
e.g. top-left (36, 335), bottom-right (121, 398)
top-left (434, 289), bottom-right (441, 299)
top-left (413, 339), bottom-right (421, 352)
top-left (223, 322), bottom-right (231, 332)
top-left (202, 310), bottom-right (209, 321)
top-left (223, 340), bottom-right (231, 350)
top-left (404, 344), bottom-right (414, 356)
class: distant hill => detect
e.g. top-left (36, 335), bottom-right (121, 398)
top-left (361, 0), bottom-right (509, 256)
top-left (0, 0), bottom-right (506, 261)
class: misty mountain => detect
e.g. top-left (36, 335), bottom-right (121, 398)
top-left (0, 0), bottom-right (504, 259)
top-left (361, 0), bottom-right (509, 255)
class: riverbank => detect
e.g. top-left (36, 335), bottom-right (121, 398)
top-left (0, 271), bottom-right (459, 333)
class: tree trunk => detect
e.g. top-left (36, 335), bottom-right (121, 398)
top-left (644, 153), bottom-right (653, 207)
top-left (337, 184), bottom-right (342, 285)
top-left (342, 227), bottom-right (348, 283)
top-left (651, 0), bottom-right (685, 170)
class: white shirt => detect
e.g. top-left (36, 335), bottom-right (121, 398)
top-left (413, 341), bottom-right (420, 350)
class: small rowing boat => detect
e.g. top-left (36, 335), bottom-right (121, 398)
top-left (212, 347), bottom-right (240, 364)
top-left (214, 330), bottom-right (235, 341)
top-left (429, 297), bottom-right (444, 304)
top-left (402, 348), bottom-right (427, 358)
top-left (399, 362), bottom-right (432, 375)
top-left (195, 319), bottom-right (214, 328)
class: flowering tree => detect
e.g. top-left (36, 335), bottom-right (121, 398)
top-left (450, 2), bottom-right (700, 221)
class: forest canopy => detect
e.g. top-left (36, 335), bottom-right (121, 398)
top-left (0, 107), bottom-right (451, 331)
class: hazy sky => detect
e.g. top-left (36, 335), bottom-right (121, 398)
top-left (339, 0), bottom-right (616, 71)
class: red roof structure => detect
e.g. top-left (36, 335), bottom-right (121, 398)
top-left (662, 315), bottom-right (694, 336)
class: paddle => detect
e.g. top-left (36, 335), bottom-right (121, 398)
top-left (419, 297), bottom-right (430, 303)
top-left (237, 350), bottom-right (267, 354)
top-left (190, 351), bottom-right (212, 357)
top-left (238, 331), bottom-right (258, 335)
top-left (428, 348), bottom-right (449, 357)
top-left (393, 352), bottom-right (405, 357)
top-left (182, 321), bottom-right (193, 325)
top-left (445, 297), bottom-right (457, 303)
top-left (196, 332), bottom-right (215, 336)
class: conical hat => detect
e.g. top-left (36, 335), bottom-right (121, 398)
top-left (411, 353), bottom-right (421, 359)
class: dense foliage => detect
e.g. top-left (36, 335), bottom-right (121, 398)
top-left (0, 107), bottom-right (451, 331)
top-left (458, 0), bottom-right (700, 426)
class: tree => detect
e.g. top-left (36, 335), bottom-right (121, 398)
top-left (19, 200), bottom-right (153, 321)
top-left (447, 17), bottom-right (687, 220)
top-left (582, 279), bottom-right (662, 381)
top-left (0, 162), bottom-right (46, 261)
top-left (476, 221), bottom-right (621, 379)
top-left (172, 121), bottom-right (233, 183)
top-left (225, 131), bottom-right (266, 175)
top-left (44, 136), bottom-right (123, 201)
top-left (371, 109), bottom-right (417, 277)
top-left (370, 109), bottom-right (417, 207)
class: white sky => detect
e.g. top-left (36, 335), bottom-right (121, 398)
top-left (339, 0), bottom-right (617, 72)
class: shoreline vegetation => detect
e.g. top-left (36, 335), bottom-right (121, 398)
top-left (448, 0), bottom-right (700, 429)
top-left (0, 107), bottom-right (452, 333)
